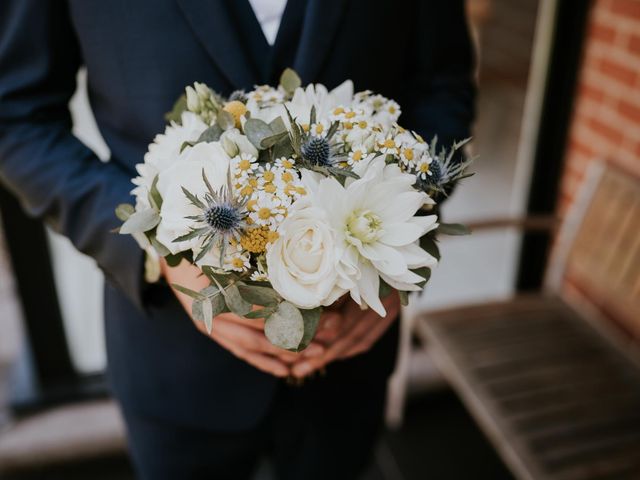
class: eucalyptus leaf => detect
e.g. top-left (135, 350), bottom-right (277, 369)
top-left (260, 131), bottom-right (289, 149)
top-left (223, 284), bottom-right (253, 316)
top-left (120, 209), bottom-right (160, 235)
top-left (217, 110), bottom-right (235, 131)
top-left (115, 203), bottom-right (135, 222)
top-left (296, 307), bottom-right (321, 352)
top-left (237, 284), bottom-right (280, 307)
top-left (244, 118), bottom-right (274, 150)
top-left (243, 307), bottom-right (276, 320)
top-left (269, 116), bottom-right (287, 135)
top-left (197, 124), bottom-right (223, 143)
top-left (164, 94), bottom-right (187, 123)
top-left (149, 234), bottom-right (171, 257)
top-left (171, 283), bottom-right (206, 300)
top-left (148, 175), bottom-right (163, 211)
top-left (279, 68), bottom-right (301, 94)
top-left (399, 290), bottom-right (409, 306)
top-left (438, 223), bottom-right (471, 236)
top-left (202, 300), bottom-right (213, 333)
top-left (264, 302), bottom-right (305, 350)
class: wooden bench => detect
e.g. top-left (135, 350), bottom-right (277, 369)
top-left (419, 162), bottom-right (640, 480)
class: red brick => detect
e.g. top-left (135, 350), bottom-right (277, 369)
top-left (587, 116), bottom-right (625, 144)
top-left (629, 33), bottom-right (640, 54)
top-left (598, 57), bottom-right (637, 86)
top-left (618, 99), bottom-right (640, 122)
top-left (610, 0), bottom-right (640, 20)
top-left (568, 137), bottom-right (597, 159)
top-left (589, 21), bottom-right (617, 44)
top-left (578, 81), bottom-right (606, 103)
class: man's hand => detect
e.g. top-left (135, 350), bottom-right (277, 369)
top-left (291, 292), bottom-right (401, 378)
top-left (160, 258), bottom-right (324, 378)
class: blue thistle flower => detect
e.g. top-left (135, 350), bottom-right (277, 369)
top-left (302, 136), bottom-right (332, 166)
top-left (175, 169), bottom-right (248, 264)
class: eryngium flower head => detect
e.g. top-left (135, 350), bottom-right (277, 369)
top-left (175, 169), bottom-right (248, 264)
top-left (302, 136), bottom-right (331, 166)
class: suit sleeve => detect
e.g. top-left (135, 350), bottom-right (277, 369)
top-left (401, 0), bottom-right (476, 147)
top-left (0, 0), bottom-right (147, 310)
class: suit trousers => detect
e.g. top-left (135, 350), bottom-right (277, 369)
top-left (122, 368), bottom-right (390, 480)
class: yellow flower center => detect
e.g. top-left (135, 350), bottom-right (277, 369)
top-left (249, 178), bottom-right (258, 187)
top-left (419, 163), bottom-right (430, 173)
top-left (240, 185), bottom-right (254, 196)
top-left (333, 107), bottom-right (345, 115)
top-left (263, 183), bottom-right (277, 193)
top-left (238, 158), bottom-right (252, 171)
top-left (352, 150), bottom-right (363, 162)
top-left (263, 171), bottom-right (275, 182)
top-left (345, 111), bottom-right (356, 119)
top-left (383, 139), bottom-right (396, 149)
top-left (247, 199), bottom-right (258, 211)
top-left (240, 226), bottom-right (270, 253)
top-left (281, 171), bottom-right (294, 183)
top-left (223, 101), bottom-right (247, 128)
top-left (258, 207), bottom-right (271, 220)
top-left (281, 159), bottom-right (293, 169)
top-left (314, 124), bottom-right (324, 135)
top-left (343, 121), bottom-right (353, 130)
top-left (358, 121), bottom-right (368, 129)
top-left (231, 257), bottom-right (245, 269)
top-left (403, 148), bottom-right (414, 161)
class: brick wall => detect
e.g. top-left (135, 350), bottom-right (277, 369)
top-left (558, 0), bottom-right (640, 334)
top-left (559, 0), bottom-right (640, 217)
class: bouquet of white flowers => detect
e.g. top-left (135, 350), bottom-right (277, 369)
top-left (117, 69), bottom-right (472, 351)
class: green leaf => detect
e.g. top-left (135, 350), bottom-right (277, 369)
top-left (217, 110), bottom-right (235, 131)
top-left (120, 209), bottom-right (160, 234)
top-left (171, 283), bottom-right (206, 300)
top-left (148, 175), bottom-right (163, 211)
top-left (165, 252), bottom-right (184, 267)
top-left (197, 124), bottom-right (223, 143)
top-left (399, 291), bottom-right (409, 306)
top-left (379, 279), bottom-right (393, 298)
top-left (309, 105), bottom-right (317, 126)
top-left (173, 227), bottom-right (210, 243)
top-left (181, 186), bottom-right (206, 209)
top-left (115, 203), bottom-right (135, 222)
top-left (279, 68), bottom-right (301, 94)
top-left (192, 293), bottom-right (226, 333)
top-left (243, 307), bottom-right (276, 319)
top-left (420, 235), bottom-right (441, 261)
top-left (327, 166), bottom-right (359, 179)
top-left (264, 302), bottom-right (305, 350)
top-left (412, 267), bottom-right (432, 288)
top-left (260, 130), bottom-right (289, 149)
top-left (438, 223), bottom-right (471, 236)
top-left (164, 94), bottom-right (187, 123)
top-left (244, 118), bottom-right (274, 150)
top-left (269, 116), bottom-right (287, 135)
top-left (237, 283), bottom-right (280, 307)
top-left (296, 307), bottom-right (321, 352)
top-left (149, 234), bottom-right (171, 257)
top-left (222, 283), bottom-right (253, 316)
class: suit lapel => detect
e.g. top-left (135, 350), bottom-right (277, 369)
top-left (176, 0), bottom-right (258, 89)
top-left (294, 0), bottom-right (348, 83)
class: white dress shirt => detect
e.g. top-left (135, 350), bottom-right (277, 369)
top-left (248, 0), bottom-right (288, 45)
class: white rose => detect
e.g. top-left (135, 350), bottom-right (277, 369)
top-left (266, 200), bottom-right (346, 309)
top-left (220, 128), bottom-right (258, 158)
top-left (155, 142), bottom-right (230, 254)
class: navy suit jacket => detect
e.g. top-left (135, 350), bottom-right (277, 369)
top-left (0, 0), bottom-right (474, 430)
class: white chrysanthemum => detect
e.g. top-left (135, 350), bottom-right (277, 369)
top-left (285, 80), bottom-right (354, 125)
top-left (300, 158), bottom-right (438, 316)
top-left (154, 142), bottom-right (231, 255)
top-left (131, 111), bottom-right (207, 208)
